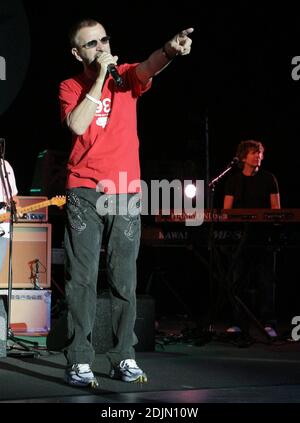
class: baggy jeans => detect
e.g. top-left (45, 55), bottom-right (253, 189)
top-left (63, 187), bottom-right (140, 367)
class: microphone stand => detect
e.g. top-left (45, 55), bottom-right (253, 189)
top-left (33, 259), bottom-right (44, 290)
top-left (34, 260), bottom-right (40, 289)
top-left (206, 158), bottom-right (239, 335)
top-left (0, 157), bottom-right (38, 357)
top-left (208, 158), bottom-right (239, 193)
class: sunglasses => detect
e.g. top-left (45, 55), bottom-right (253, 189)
top-left (81, 36), bottom-right (111, 49)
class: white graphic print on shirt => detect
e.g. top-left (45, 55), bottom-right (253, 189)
top-left (95, 97), bottom-right (111, 128)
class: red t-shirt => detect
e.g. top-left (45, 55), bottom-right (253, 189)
top-left (59, 63), bottom-right (151, 193)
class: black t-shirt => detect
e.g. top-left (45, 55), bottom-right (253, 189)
top-left (224, 169), bottom-right (279, 208)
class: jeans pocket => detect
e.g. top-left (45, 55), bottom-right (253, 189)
top-left (122, 214), bottom-right (141, 242)
top-left (67, 191), bottom-right (87, 232)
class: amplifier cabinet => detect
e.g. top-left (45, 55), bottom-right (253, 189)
top-left (17, 196), bottom-right (48, 223)
top-left (0, 289), bottom-right (51, 335)
top-left (0, 223), bottom-right (52, 288)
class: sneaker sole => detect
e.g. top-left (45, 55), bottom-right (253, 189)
top-left (110, 371), bottom-right (148, 383)
top-left (89, 379), bottom-right (99, 388)
top-left (121, 373), bottom-right (148, 383)
top-left (133, 373), bottom-right (148, 383)
top-left (65, 377), bottom-right (99, 388)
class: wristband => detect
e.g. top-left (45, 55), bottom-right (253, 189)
top-left (85, 93), bottom-right (101, 105)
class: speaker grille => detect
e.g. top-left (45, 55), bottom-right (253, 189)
top-left (92, 293), bottom-right (155, 353)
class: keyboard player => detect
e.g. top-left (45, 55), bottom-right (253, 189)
top-left (222, 139), bottom-right (280, 340)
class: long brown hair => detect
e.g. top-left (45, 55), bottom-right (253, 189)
top-left (236, 140), bottom-right (264, 161)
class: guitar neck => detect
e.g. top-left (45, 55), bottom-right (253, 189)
top-left (19, 200), bottom-right (54, 214)
top-left (0, 196), bottom-right (66, 223)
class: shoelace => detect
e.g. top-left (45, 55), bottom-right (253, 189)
top-left (73, 364), bottom-right (91, 373)
top-left (120, 359), bottom-right (138, 369)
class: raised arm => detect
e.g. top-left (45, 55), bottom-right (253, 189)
top-left (66, 52), bottom-right (118, 135)
top-left (135, 28), bottom-right (194, 85)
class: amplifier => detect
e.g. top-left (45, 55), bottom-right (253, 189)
top-left (47, 293), bottom-right (155, 353)
top-left (0, 289), bottom-right (51, 335)
top-left (17, 196), bottom-right (48, 222)
top-left (0, 223), bottom-right (52, 289)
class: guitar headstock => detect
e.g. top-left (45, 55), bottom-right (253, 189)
top-left (49, 195), bottom-right (66, 207)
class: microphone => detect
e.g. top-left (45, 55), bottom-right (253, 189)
top-left (33, 258), bottom-right (41, 289)
top-left (0, 138), bottom-right (5, 158)
top-left (107, 64), bottom-right (123, 87)
top-left (28, 258), bottom-right (39, 265)
top-left (208, 157), bottom-right (240, 189)
top-left (229, 156), bottom-right (239, 166)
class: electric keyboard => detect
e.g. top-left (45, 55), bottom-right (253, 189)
top-left (155, 209), bottom-right (300, 223)
top-left (142, 209), bottom-right (300, 247)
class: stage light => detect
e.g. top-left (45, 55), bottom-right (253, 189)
top-left (184, 183), bottom-right (197, 199)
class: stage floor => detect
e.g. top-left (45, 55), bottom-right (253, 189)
top-left (1, 323), bottom-right (300, 405)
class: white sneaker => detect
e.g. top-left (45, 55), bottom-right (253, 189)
top-left (64, 364), bottom-right (99, 388)
top-left (264, 326), bottom-right (278, 338)
top-left (226, 326), bottom-right (242, 333)
top-left (110, 359), bottom-right (148, 383)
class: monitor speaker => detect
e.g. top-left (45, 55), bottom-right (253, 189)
top-left (31, 150), bottom-right (67, 198)
top-left (46, 293), bottom-right (156, 353)
top-left (92, 293), bottom-right (155, 353)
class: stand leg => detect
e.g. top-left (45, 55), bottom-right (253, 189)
top-left (7, 329), bottom-right (39, 357)
top-left (233, 295), bottom-right (273, 341)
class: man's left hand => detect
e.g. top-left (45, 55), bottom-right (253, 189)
top-left (166, 28), bottom-right (194, 57)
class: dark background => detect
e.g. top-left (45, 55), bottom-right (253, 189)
top-left (2, 1), bottom-right (300, 319)
top-left (1, 1), bottom-right (300, 206)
